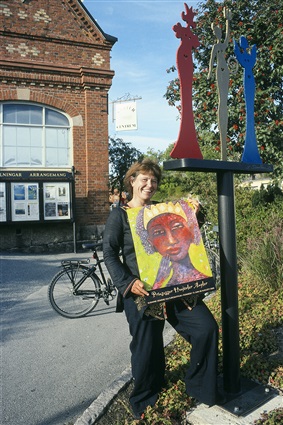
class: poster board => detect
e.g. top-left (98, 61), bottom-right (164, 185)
top-left (43, 182), bottom-right (71, 220)
top-left (11, 183), bottom-right (40, 221)
top-left (127, 200), bottom-right (215, 304)
top-left (0, 182), bottom-right (7, 222)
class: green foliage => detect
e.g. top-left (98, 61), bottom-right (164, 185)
top-left (240, 213), bottom-right (283, 291)
top-left (235, 185), bottom-right (283, 290)
top-left (164, 0), bottom-right (283, 177)
top-left (252, 183), bottom-right (283, 207)
top-left (108, 136), bottom-right (143, 193)
top-left (147, 145), bottom-right (219, 224)
top-left (140, 271), bottom-right (282, 424)
top-left (254, 408), bottom-right (283, 425)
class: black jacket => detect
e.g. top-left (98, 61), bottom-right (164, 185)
top-left (103, 207), bottom-right (139, 300)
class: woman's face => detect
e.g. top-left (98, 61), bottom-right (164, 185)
top-left (131, 173), bottom-right (158, 204)
top-left (147, 213), bottom-right (194, 261)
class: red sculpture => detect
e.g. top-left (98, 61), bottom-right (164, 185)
top-left (170, 3), bottom-right (203, 159)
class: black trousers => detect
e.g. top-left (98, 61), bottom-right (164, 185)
top-left (124, 296), bottom-right (219, 417)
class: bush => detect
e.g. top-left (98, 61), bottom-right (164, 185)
top-left (254, 407), bottom-right (283, 425)
top-left (235, 185), bottom-right (283, 256)
top-left (240, 213), bottom-right (283, 291)
top-left (252, 184), bottom-right (283, 207)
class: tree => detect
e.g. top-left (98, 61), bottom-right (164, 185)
top-left (165, 0), bottom-right (283, 177)
top-left (108, 136), bottom-right (143, 198)
top-left (146, 145), bottom-right (218, 223)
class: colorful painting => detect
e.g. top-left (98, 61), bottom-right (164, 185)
top-left (127, 199), bottom-right (215, 304)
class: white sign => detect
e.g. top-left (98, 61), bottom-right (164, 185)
top-left (11, 183), bottom-right (40, 221)
top-left (115, 101), bottom-right (138, 131)
top-left (43, 182), bottom-right (71, 220)
top-left (0, 182), bottom-right (7, 222)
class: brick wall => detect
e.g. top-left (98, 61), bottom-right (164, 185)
top-left (0, 0), bottom-right (117, 251)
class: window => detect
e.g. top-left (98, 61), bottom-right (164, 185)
top-left (0, 103), bottom-right (71, 168)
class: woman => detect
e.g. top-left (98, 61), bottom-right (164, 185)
top-left (103, 158), bottom-right (223, 420)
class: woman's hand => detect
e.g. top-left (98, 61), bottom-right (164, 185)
top-left (187, 198), bottom-right (200, 214)
top-left (131, 279), bottom-right (149, 297)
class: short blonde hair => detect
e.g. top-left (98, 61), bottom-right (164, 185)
top-left (124, 158), bottom-right (162, 198)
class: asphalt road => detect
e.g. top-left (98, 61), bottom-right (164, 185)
top-left (1, 250), bottom-right (133, 425)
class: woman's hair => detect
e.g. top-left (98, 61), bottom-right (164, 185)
top-left (124, 158), bottom-right (162, 198)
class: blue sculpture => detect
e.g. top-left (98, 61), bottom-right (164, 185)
top-left (234, 36), bottom-right (262, 163)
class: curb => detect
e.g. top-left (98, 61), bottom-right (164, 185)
top-left (74, 366), bottom-right (133, 425)
top-left (74, 327), bottom-right (176, 425)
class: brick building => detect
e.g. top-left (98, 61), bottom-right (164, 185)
top-left (0, 0), bottom-right (117, 252)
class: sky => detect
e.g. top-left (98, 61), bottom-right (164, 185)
top-left (83, 0), bottom-right (200, 154)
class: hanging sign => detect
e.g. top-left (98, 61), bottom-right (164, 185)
top-left (115, 101), bottom-right (138, 131)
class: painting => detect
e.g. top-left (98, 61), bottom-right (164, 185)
top-left (126, 199), bottom-right (216, 304)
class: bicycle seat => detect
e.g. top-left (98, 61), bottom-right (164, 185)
top-left (82, 242), bottom-right (102, 250)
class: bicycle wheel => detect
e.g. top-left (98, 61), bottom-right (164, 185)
top-left (48, 267), bottom-right (101, 318)
top-left (208, 249), bottom-right (220, 288)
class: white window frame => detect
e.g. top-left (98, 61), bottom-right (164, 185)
top-left (0, 102), bottom-right (72, 169)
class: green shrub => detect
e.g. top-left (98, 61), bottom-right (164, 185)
top-left (252, 184), bottom-right (283, 208)
top-left (239, 213), bottom-right (283, 291)
top-left (235, 186), bottom-right (283, 260)
top-left (254, 407), bottom-right (283, 425)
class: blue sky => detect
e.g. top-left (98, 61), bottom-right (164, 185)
top-left (83, 0), bottom-right (200, 153)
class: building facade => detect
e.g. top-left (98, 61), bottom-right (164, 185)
top-left (0, 0), bottom-right (117, 252)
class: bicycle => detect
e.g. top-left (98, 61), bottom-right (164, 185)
top-left (48, 241), bottom-right (117, 319)
top-left (202, 221), bottom-right (220, 288)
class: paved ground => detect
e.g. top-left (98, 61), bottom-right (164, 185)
top-left (1, 250), bottom-right (132, 425)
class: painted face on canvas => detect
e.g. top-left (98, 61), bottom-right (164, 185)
top-left (147, 213), bottom-right (194, 262)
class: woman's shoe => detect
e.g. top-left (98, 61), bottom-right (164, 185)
top-left (215, 392), bottom-right (227, 406)
top-left (133, 412), bottom-right (145, 420)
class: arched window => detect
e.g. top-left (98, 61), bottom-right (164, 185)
top-left (0, 103), bottom-right (71, 168)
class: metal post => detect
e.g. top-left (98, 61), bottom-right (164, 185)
top-left (217, 171), bottom-right (241, 394)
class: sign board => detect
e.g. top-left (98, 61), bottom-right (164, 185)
top-left (43, 182), bottom-right (71, 220)
top-left (0, 171), bottom-right (74, 223)
top-left (0, 170), bottom-right (73, 180)
top-left (0, 182), bottom-right (7, 222)
top-left (11, 183), bottom-right (40, 221)
top-left (115, 101), bottom-right (137, 131)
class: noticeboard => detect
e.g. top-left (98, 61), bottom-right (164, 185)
top-left (11, 182), bottom-right (40, 222)
top-left (43, 182), bottom-right (71, 220)
top-left (0, 182), bottom-right (7, 222)
top-left (0, 170), bottom-right (74, 224)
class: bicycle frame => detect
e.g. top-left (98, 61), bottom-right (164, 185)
top-left (60, 243), bottom-right (108, 292)
top-left (91, 249), bottom-right (108, 286)
top-left (61, 260), bottom-right (96, 293)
